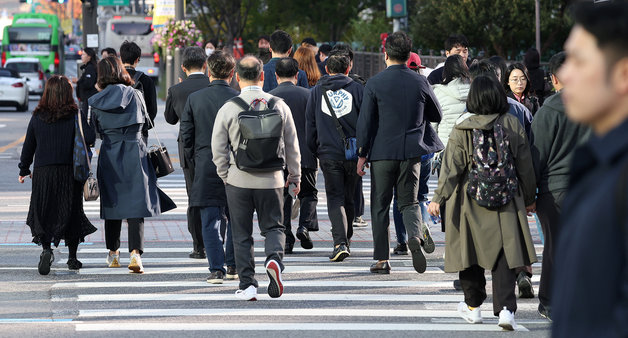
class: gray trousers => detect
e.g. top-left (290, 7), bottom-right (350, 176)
top-left (226, 184), bottom-right (285, 290)
top-left (370, 158), bottom-right (422, 260)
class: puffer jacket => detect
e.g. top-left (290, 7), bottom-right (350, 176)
top-left (432, 78), bottom-right (470, 147)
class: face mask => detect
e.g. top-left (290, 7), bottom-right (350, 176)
top-left (205, 48), bottom-right (214, 56)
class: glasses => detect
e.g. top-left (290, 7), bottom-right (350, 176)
top-left (509, 77), bottom-right (527, 83)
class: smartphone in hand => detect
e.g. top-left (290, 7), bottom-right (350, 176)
top-left (288, 182), bottom-right (297, 198)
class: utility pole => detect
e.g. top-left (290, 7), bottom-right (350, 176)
top-left (81, 0), bottom-right (98, 50)
top-left (535, 0), bottom-right (541, 53)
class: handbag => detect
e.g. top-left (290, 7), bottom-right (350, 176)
top-left (77, 108), bottom-right (99, 201)
top-left (135, 89), bottom-right (174, 178)
top-left (322, 89), bottom-right (358, 161)
top-left (72, 112), bottom-right (91, 182)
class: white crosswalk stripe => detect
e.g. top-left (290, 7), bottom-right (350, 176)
top-left (44, 246), bottom-right (545, 333)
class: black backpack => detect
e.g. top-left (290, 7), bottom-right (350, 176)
top-left (466, 120), bottom-right (519, 209)
top-left (230, 97), bottom-right (285, 172)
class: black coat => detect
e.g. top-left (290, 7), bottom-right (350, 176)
top-left (269, 82), bottom-right (317, 169)
top-left (427, 66), bottom-right (444, 85)
top-left (76, 62), bottom-right (98, 112)
top-left (164, 73), bottom-right (211, 168)
top-left (126, 67), bottom-right (157, 131)
top-left (180, 80), bottom-right (239, 207)
top-left (357, 64), bottom-right (443, 161)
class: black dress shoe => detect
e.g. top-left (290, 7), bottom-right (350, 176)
top-left (393, 243), bottom-right (408, 255)
top-left (296, 228), bottom-right (313, 249)
top-left (370, 261), bottom-right (391, 274)
top-left (285, 241), bottom-right (294, 254)
top-left (189, 250), bottom-right (206, 259)
top-left (38, 249), bottom-right (54, 275)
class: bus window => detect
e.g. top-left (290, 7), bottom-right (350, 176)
top-left (8, 27), bottom-right (51, 42)
top-left (111, 22), bottom-right (152, 36)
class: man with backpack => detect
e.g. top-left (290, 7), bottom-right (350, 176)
top-left (211, 55), bottom-right (301, 301)
top-left (305, 52), bottom-right (364, 262)
top-left (120, 41), bottom-right (157, 137)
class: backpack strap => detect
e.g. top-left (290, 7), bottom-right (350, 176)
top-left (229, 96), bottom-right (252, 111)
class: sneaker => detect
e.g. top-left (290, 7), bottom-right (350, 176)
top-left (352, 216), bottom-right (368, 228)
top-left (421, 222), bottom-right (435, 254)
top-left (106, 252), bottom-right (120, 268)
top-left (235, 285), bottom-right (258, 301)
top-left (498, 307), bottom-right (517, 331)
top-left (538, 303), bottom-right (552, 321)
top-left (206, 270), bottom-right (224, 284)
top-left (392, 242), bottom-right (408, 255)
top-left (265, 259), bottom-right (284, 298)
top-left (67, 258), bottom-right (83, 270)
top-left (38, 249), bottom-right (54, 275)
top-left (128, 253), bottom-right (144, 273)
top-left (329, 244), bottom-right (350, 262)
top-left (226, 266), bottom-right (238, 280)
top-left (517, 271), bottom-right (534, 298)
top-left (457, 301), bottom-right (482, 324)
top-left (407, 236), bottom-right (427, 273)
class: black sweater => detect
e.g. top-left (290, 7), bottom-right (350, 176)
top-left (19, 111), bottom-right (95, 176)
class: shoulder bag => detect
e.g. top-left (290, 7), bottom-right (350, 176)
top-left (322, 89), bottom-right (358, 161)
top-left (135, 89), bottom-right (174, 178)
top-left (78, 108), bottom-right (99, 201)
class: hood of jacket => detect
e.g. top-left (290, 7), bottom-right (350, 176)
top-left (455, 112), bottom-right (501, 131)
top-left (318, 74), bottom-right (354, 91)
top-left (542, 90), bottom-right (564, 112)
top-left (433, 78), bottom-right (470, 102)
top-left (88, 84), bottom-right (138, 114)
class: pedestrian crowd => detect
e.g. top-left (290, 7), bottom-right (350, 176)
top-left (15, 1), bottom-right (628, 335)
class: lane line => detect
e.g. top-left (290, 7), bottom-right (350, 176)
top-left (0, 134), bottom-right (26, 153)
top-left (72, 293), bottom-right (464, 302)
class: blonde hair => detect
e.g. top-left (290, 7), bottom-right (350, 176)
top-left (293, 46), bottom-right (321, 87)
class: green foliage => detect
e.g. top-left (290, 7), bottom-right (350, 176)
top-left (344, 10), bottom-right (392, 52)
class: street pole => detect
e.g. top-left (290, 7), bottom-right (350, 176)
top-left (393, 18), bottom-right (400, 33)
top-left (171, 0), bottom-right (184, 88)
top-left (535, 0), bottom-right (541, 54)
top-left (82, 0), bottom-right (98, 50)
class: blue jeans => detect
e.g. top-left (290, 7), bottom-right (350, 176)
top-left (393, 157), bottom-right (432, 244)
top-left (201, 206), bottom-right (228, 273)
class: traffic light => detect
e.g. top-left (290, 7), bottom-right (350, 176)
top-left (386, 0), bottom-right (407, 18)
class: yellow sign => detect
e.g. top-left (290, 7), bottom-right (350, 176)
top-left (153, 0), bottom-right (175, 27)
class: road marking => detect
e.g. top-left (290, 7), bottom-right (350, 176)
top-left (72, 293), bottom-right (462, 302)
top-left (0, 318), bottom-right (74, 323)
top-left (54, 256), bottom-right (379, 265)
top-left (0, 124), bottom-right (6, 128)
top-left (75, 322), bottom-right (528, 332)
top-left (79, 247), bottom-right (376, 254)
top-left (0, 134), bottom-right (25, 153)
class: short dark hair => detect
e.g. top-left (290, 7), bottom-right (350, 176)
top-left (385, 31), bottom-right (412, 62)
top-left (33, 75), bottom-right (77, 123)
top-left (119, 41), bottom-right (142, 64)
top-left (301, 37), bottom-right (316, 46)
top-left (97, 56), bottom-right (133, 89)
top-left (275, 57), bottom-right (299, 78)
top-left (467, 75), bottom-right (509, 116)
top-left (258, 35), bottom-right (270, 43)
top-left (548, 51), bottom-right (567, 76)
top-left (442, 54), bottom-right (470, 85)
top-left (469, 59), bottom-right (498, 81)
top-left (101, 47), bottom-right (117, 57)
top-left (270, 30), bottom-right (293, 54)
top-left (182, 46), bottom-right (207, 71)
top-left (330, 44), bottom-right (354, 61)
top-left (505, 63), bottom-right (532, 96)
top-left (207, 50), bottom-right (235, 79)
top-left (488, 55), bottom-right (508, 84)
top-left (326, 54), bottom-right (350, 74)
top-left (236, 55), bottom-right (263, 81)
top-left (444, 34), bottom-right (469, 51)
top-left (83, 47), bottom-right (98, 67)
top-left (573, 1), bottom-right (628, 68)
top-left (319, 43), bottom-right (332, 55)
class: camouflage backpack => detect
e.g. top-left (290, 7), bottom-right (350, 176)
top-left (466, 120), bottom-right (519, 209)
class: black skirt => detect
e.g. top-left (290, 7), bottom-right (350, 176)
top-left (26, 165), bottom-right (97, 246)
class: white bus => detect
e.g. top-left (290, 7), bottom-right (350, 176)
top-left (102, 15), bottom-right (159, 79)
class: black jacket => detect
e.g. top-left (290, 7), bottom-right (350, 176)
top-left (306, 74), bottom-right (364, 161)
top-left (126, 67), bottom-right (157, 129)
top-left (76, 62), bottom-right (98, 104)
top-left (269, 82), bottom-right (317, 169)
top-left (552, 118), bottom-right (628, 337)
top-left (180, 80), bottom-right (239, 207)
top-left (164, 73), bottom-right (211, 168)
top-left (427, 66), bottom-right (444, 85)
top-left (357, 64), bottom-right (442, 161)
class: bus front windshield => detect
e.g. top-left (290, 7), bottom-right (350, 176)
top-left (8, 27), bottom-right (52, 55)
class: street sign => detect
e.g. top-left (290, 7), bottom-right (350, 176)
top-left (386, 0), bottom-right (407, 18)
top-left (99, 0), bottom-right (130, 6)
top-left (86, 33), bottom-right (98, 48)
top-left (153, 0), bottom-right (175, 27)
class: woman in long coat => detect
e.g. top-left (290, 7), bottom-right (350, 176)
top-left (428, 75), bottom-right (537, 331)
top-left (19, 75), bottom-right (97, 275)
top-left (88, 56), bottom-right (175, 273)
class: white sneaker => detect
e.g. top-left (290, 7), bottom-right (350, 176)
top-left (498, 307), bottom-right (517, 331)
top-left (457, 301), bottom-right (483, 323)
top-left (128, 253), bottom-right (144, 273)
top-left (106, 252), bottom-right (120, 268)
top-left (235, 285), bottom-right (257, 301)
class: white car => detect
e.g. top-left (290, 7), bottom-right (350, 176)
top-left (4, 57), bottom-right (46, 95)
top-left (0, 68), bottom-right (29, 112)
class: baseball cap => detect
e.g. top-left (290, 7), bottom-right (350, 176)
top-left (407, 52), bottom-right (426, 69)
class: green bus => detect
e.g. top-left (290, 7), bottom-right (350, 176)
top-left (1, 13), bottom-right (65, 75)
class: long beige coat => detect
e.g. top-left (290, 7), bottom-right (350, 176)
top-left (432, 112), bottom-right (538, 273)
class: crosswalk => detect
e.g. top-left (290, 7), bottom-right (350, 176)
top-left (41, 244), bottom-right (548, 334)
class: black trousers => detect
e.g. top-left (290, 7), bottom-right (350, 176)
top-left (459, 249), bottom-right (517, 316)
top-left (226, 185), bottom-right (285, 290)
top-left (105, 218), bottom-right (144, 254)
top-left (353, 176), bottom-right (365, 217)
top-left (183, 165), bottom-right (204, 252)
top-left (319, 159), bottom-right (358, 246)
top-left (284, 168), bottom-right (319, 245)
top-left (536, 190), bottom-right (566, 308)
top-left (370, 158), bottom-right (421, 260)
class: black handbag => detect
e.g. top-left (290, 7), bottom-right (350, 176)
top-left (135, 90), bottom-right (174, 178)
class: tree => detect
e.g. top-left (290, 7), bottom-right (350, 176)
top-left (191, 0), bottom-right (256, 48)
